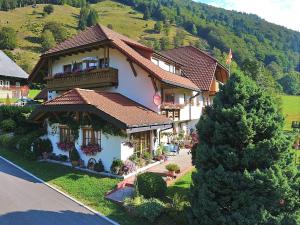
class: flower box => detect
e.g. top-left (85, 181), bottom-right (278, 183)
top-left (56, 142), bottom-right (74, 151)
top-left (81, 144), bottom-right (101, 156)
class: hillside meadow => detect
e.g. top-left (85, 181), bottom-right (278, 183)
top-left (0, 0), bottom-right (200, 73)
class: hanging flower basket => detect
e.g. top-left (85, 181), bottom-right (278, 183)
top-left (57, 142), bottom-right (74, 152)
top-left (81, 144), bottom-right (102, 156)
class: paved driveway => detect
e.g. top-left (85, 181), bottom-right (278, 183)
top-left (0, 157), bottom-right (116, 225)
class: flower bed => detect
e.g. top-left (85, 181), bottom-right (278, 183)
top-left (56, 142), bottom-right (74, 151)
top-left (81, 144), bottom-right (101, 156)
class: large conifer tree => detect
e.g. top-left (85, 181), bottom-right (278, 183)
top-left (190, 73), bottom-right (299, 225)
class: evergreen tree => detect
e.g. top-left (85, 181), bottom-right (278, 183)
top-left (0, 27), bottom-right (17, 50)
top-left (78, 6), bottom-right (89, 30)
top-left (87, 8), bottom-right (98, 27)
top-left (40, 30), bottom-right (56, 52)
top-left (190, 73), bottom-right (300, 225)
top-left (154, 21), bottom-right (162, 33)
top-left (191, 23), bottom-right (197, 35)
top-left (143, 7), bottom-right (150, 20)
top-left (160, 37), bottom-right (170, 50)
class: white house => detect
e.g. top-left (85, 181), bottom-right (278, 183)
top-left (0, 50), bottom-right (29, 99)
top-left (29, 24), bottom-right (228, 171)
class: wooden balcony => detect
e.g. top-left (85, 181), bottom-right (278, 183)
top-left (45, 67), bottom-right (118, 91)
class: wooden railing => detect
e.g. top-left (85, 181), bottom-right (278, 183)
top-left (45, 67), bottom-right (118, 91)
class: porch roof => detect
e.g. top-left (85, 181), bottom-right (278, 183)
top-left (30, 88), bottom-right (172, 129)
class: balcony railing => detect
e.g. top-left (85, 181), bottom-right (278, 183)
top-left (45, 67), bottom-right (118, 91)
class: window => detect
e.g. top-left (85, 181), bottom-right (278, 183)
top-left (63, 64), bottom-right (72, 73)
top-left (86, 61), bottom-right (97, 69)
top-left (60, 127), bottom-right (74, 143)
top-left (72, 62), bottom-right (83, 72)
top-left (15, 82), bottom-right (20, 87)
top-left (99, 58), bottom-right (109, 68)
top-left (0, 80), bottom-right (3, 87)
top-left (131, 131), bottom-right (150, 157)
top-left (82, 128), bottom-right (101, 146)
top-left (161, 109), bottom-right (180, 121)
top-left (165, 93), bottom-right (175, 103)
top-left (5, 81), bottom-right (10, 87)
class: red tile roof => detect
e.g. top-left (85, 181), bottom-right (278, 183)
top-left (30, 24), bottom-right (198, 91)
top-left (42, 88), bottom-right (172, 128)
top-left (161, 46), bottom-right (227, 91)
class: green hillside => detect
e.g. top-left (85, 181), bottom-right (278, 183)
top-left (0, 1), bottom-right (201, 73)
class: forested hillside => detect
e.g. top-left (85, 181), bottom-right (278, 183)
top-left (0, 0), bottom-right (299, 95)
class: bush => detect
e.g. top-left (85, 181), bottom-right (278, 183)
top-left (121, 160), bottom-right (137, 174)
top-left (43, 5), bottom-right (54, 14)
top-left (94, 159), bottom-right (105, 172)
top-left (0, 27), bottom-right (17, 50)
top-left (125, 196), bottom-right (165, 222)
top-left (0, 134), bottom-right (13, 147)
top-left (0, 119), bottom-right (16, 132)
top-left (136, 172), bottom-right (167, 199)
top-left (70, 148), bottom-right (80, 161)
top-left (110, 159), bottom-right (124, 174)
top-left (165, 163), bottom-right (180, 172)
top-left (33, 138), bottom-right (53, 157)
top-left (18, 131), bottom-right (43, 156)
top-left (166, 194), bottom-right (189, 225)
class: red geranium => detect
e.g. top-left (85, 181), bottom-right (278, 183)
top-left (81, 144), bottom-right (101, 156)
top-left (57, 142), bottom-right (74, 151)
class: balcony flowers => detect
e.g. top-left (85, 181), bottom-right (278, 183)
top-left (56, 142), bottom-right (74, 152)
top-left (81, 144), bottom-right (101, 156)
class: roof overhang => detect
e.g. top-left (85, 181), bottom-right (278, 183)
top-left (30, 104), bottom-right (173, 131)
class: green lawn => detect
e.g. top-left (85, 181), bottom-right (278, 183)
top-left (168, 170), bottom-right (194, 200)
top-left (28, 89), bottom-right (41, 99)
top-left (0, 147), bottom-right (192, 225)
top-left (281, 95), bottom-right (300, 130)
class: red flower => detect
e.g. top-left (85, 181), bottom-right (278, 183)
top-left (57, 142), bottom-right (74, 152)
top-left (81, 144), bottom-right (101, 156)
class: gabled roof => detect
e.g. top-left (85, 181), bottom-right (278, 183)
top-left (31, 88), bottom-right (172, 128)
top-left (161, 46), bottom-right (228, 91)
top-left (30, 24), bottom-right (198, 91)
top-left (0, 50), bottom-right (28, 79)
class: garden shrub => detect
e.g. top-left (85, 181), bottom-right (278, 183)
top-left (124, 196), bottom-right (165, 222)
top-left (165, 163), bottom-right (180, 172)
top-left (136, 172), bottom-right (167, 199)
top-left (166, 194), bottom-right (189, 225)
top-left (110, 159), bottom-right (124, 174)
top-left (33, 138), bottom-right (53, 157)
top-left (0, 134), bottom-right (13, 148)
top-left (0, 119), bottom-right (16, 132)
top-left (94, 159), bottom-right (105, 172)
top-left (70, 148), bottom-right (80, 161)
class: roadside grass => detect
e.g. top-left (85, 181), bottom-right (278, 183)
top-left (0, 147), bottom-right (192, 225)
top-left (281, 95), bottom-right (300, 131)
top-left (28, 89), bottom-right (41, 99)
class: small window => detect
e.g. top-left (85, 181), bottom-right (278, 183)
top-left (82, 128), bottom-right (101, 146)
top-left (0, 80), bottom-right (3, 87)
top-left (86, 61), bottom-right (97, 69)
top-left (165, 93), bottom-right (175, 103)
top-left (63, 64), bottom-right (72, 73)
top-left (60, 127), bottom-right (74, 143)
top-left (15, 82), bottom-right (20, 87)
top-left (5, 81), bottom-right (10, 87)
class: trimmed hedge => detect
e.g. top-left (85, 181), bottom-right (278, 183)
top-left (136, 172), bottom-right (167, 199)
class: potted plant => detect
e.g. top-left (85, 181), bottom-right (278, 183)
top-left (166, 163), bottom-right (180, 177)
top-left (110, 159), bottom-right (124, 175)
top-left (69, 148), bottom-right (80, 167)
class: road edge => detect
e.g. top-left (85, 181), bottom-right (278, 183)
top-left (0, 156), bottom-right (120, 225)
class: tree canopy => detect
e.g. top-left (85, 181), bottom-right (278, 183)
top-left (190, 73), bottom-right (300, 225)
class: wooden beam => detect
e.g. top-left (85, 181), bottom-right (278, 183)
top-left (128, 60), bottom-right (138, 77)
top-left (149, 75), bottom-right (158, 92)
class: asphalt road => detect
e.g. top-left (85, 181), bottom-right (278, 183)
top-left (0, 157), bottom-right (116, 225)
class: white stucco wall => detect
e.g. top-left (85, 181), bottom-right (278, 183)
top-left (47, 123), bottom-right (134, 171)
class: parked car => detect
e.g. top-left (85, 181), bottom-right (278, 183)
top-left (15, 97), bottom-right (40, 107)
